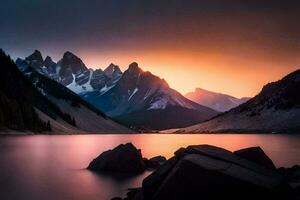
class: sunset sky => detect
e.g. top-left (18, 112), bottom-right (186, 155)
top-left (1, 0), bottom-right (300, 97)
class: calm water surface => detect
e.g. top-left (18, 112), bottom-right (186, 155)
top-left (0, 134), bottom-right (300, 200)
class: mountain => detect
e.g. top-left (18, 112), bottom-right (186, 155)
top-left (178, 70), bottom-right (300, 133)
top-left (23, 67), bottom-right (134, 133)
top-left (18, 51), bottom-right (219, 131)
top-left (16, 50), bottom-right (122, 95)
top-left (185, 88), bottom-right (250, 112)
top-left (2, 49), bottom-right (133, 133)
top-left (83, 62), bottom-right (219, 130)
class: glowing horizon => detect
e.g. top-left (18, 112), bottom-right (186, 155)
top-left (9, 48), bottom-right (299, 98)
top-left (2, 0), bottom-right (300, 98)
top-left (76, 49), bottom-right (299, 98)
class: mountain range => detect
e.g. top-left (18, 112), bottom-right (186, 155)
top-left (3, 49), bottom-right (299, 133)
top-left (178, 69), bottom-right (300, 133)
top-left (185, 88), bottom-right (250, 112)
top-left (17, 51), bottom-right (219, 130)
top-left (17, 50), bottom-right (299, 133)
top-left (0, 49), bottom-right (133, 133)
top-left (16, 50), bottom-right (122, 95)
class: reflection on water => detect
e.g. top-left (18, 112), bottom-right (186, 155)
top-left (0, 134), bottom-right (299, 200)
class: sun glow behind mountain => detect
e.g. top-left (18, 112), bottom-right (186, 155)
top-left (78, 49), bottom-right (299, 98)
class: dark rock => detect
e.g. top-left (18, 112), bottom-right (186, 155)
top-left (144, 156), bottom-right (167, 169)
top-left (90, 69), bottom-right (108, 90)
top-left (150, 154), bottom-right (292, 200)
top-left (139, 145), bottom-right (294, 200)
top-left (234, 146), bottom-right (276, 170)
top-left (278, 165), bottom-right (300, 190)
top-left (59, 67), bottom-right (73, 85)
top-left (110, 188), bottom-right (143, 200)
top-left (149, 156), bottom-right (166, 164)
top-left (25, 50), bottom-right (44, 70)
top-left (174, 147), bottom-right (186, 157)
top-left (142, 157), bottom-right (178, 198)
top-left (290, 165), bottom-right (300, 179)
top-left (175, 145), bottom-right (278, 177)
top-left (43, 56), bottom-right (57, 74)
top-left (75, 70), bottom-right (90, 85)
top-left (104, 63), bottom-right (122, 79)
top-left (283, 165), bottom-right (300, 179)
top-left (59, 51), bottom-right (88, 74)
top-left (111, 198), bottom-right (122, 200)
top-left (87, 143), bottom-right (145, 173)
top-left (124, 188), bottom-right (143, 200)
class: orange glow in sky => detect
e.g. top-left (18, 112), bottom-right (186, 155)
top-left (79, 49), bottom-right (299, 98)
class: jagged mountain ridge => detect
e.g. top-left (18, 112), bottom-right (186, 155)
top-left (178, 69), bottom-right (300, 133)
top-left (16, 50), bottom-right (122, 95)
top-left (85, 62), bottom-right (214, 116)
top-left (18, 51), bottom-right (219, 131)
top-left (84, 62), bottom-right (219, 130)
top-left (185, 88), bottom-right (250, 112)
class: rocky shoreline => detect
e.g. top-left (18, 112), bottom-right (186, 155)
top-left (88, 143), bottom-right (300, 200)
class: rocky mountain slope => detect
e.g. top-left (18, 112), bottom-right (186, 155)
top-left (185, 88), bottom-right (250, 112)
top-left (0, 49), bottom-right (68, 132)
top-left (178, 70), bottom-right (300, 133)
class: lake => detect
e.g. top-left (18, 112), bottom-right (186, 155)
top-left (0, 134), bottom-right (300, 200)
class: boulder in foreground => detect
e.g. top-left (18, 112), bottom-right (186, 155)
top-left (87, 143), bottom-right (145, 173)
top-left (234, 146), bottom-right (276, 170)
top-left (119, 145), bottom-right (296, 200)
top-left (144, 156), bottom-right (167, 169)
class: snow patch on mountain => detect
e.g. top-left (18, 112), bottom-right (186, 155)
top-left (128, 87), bottom-right (139, 101)
top-left (148, 97), bottom-right (168, 110)
top-left (67, 73), bottom-right (93, 94)
top-left (100, 84), bottom-right (115, 94)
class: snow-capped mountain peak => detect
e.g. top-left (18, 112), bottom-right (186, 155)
top-left (16, 51), bottom-right (125, 96)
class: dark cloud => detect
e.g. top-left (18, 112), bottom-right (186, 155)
top-left (0, 0), bottom-right (299, 62)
